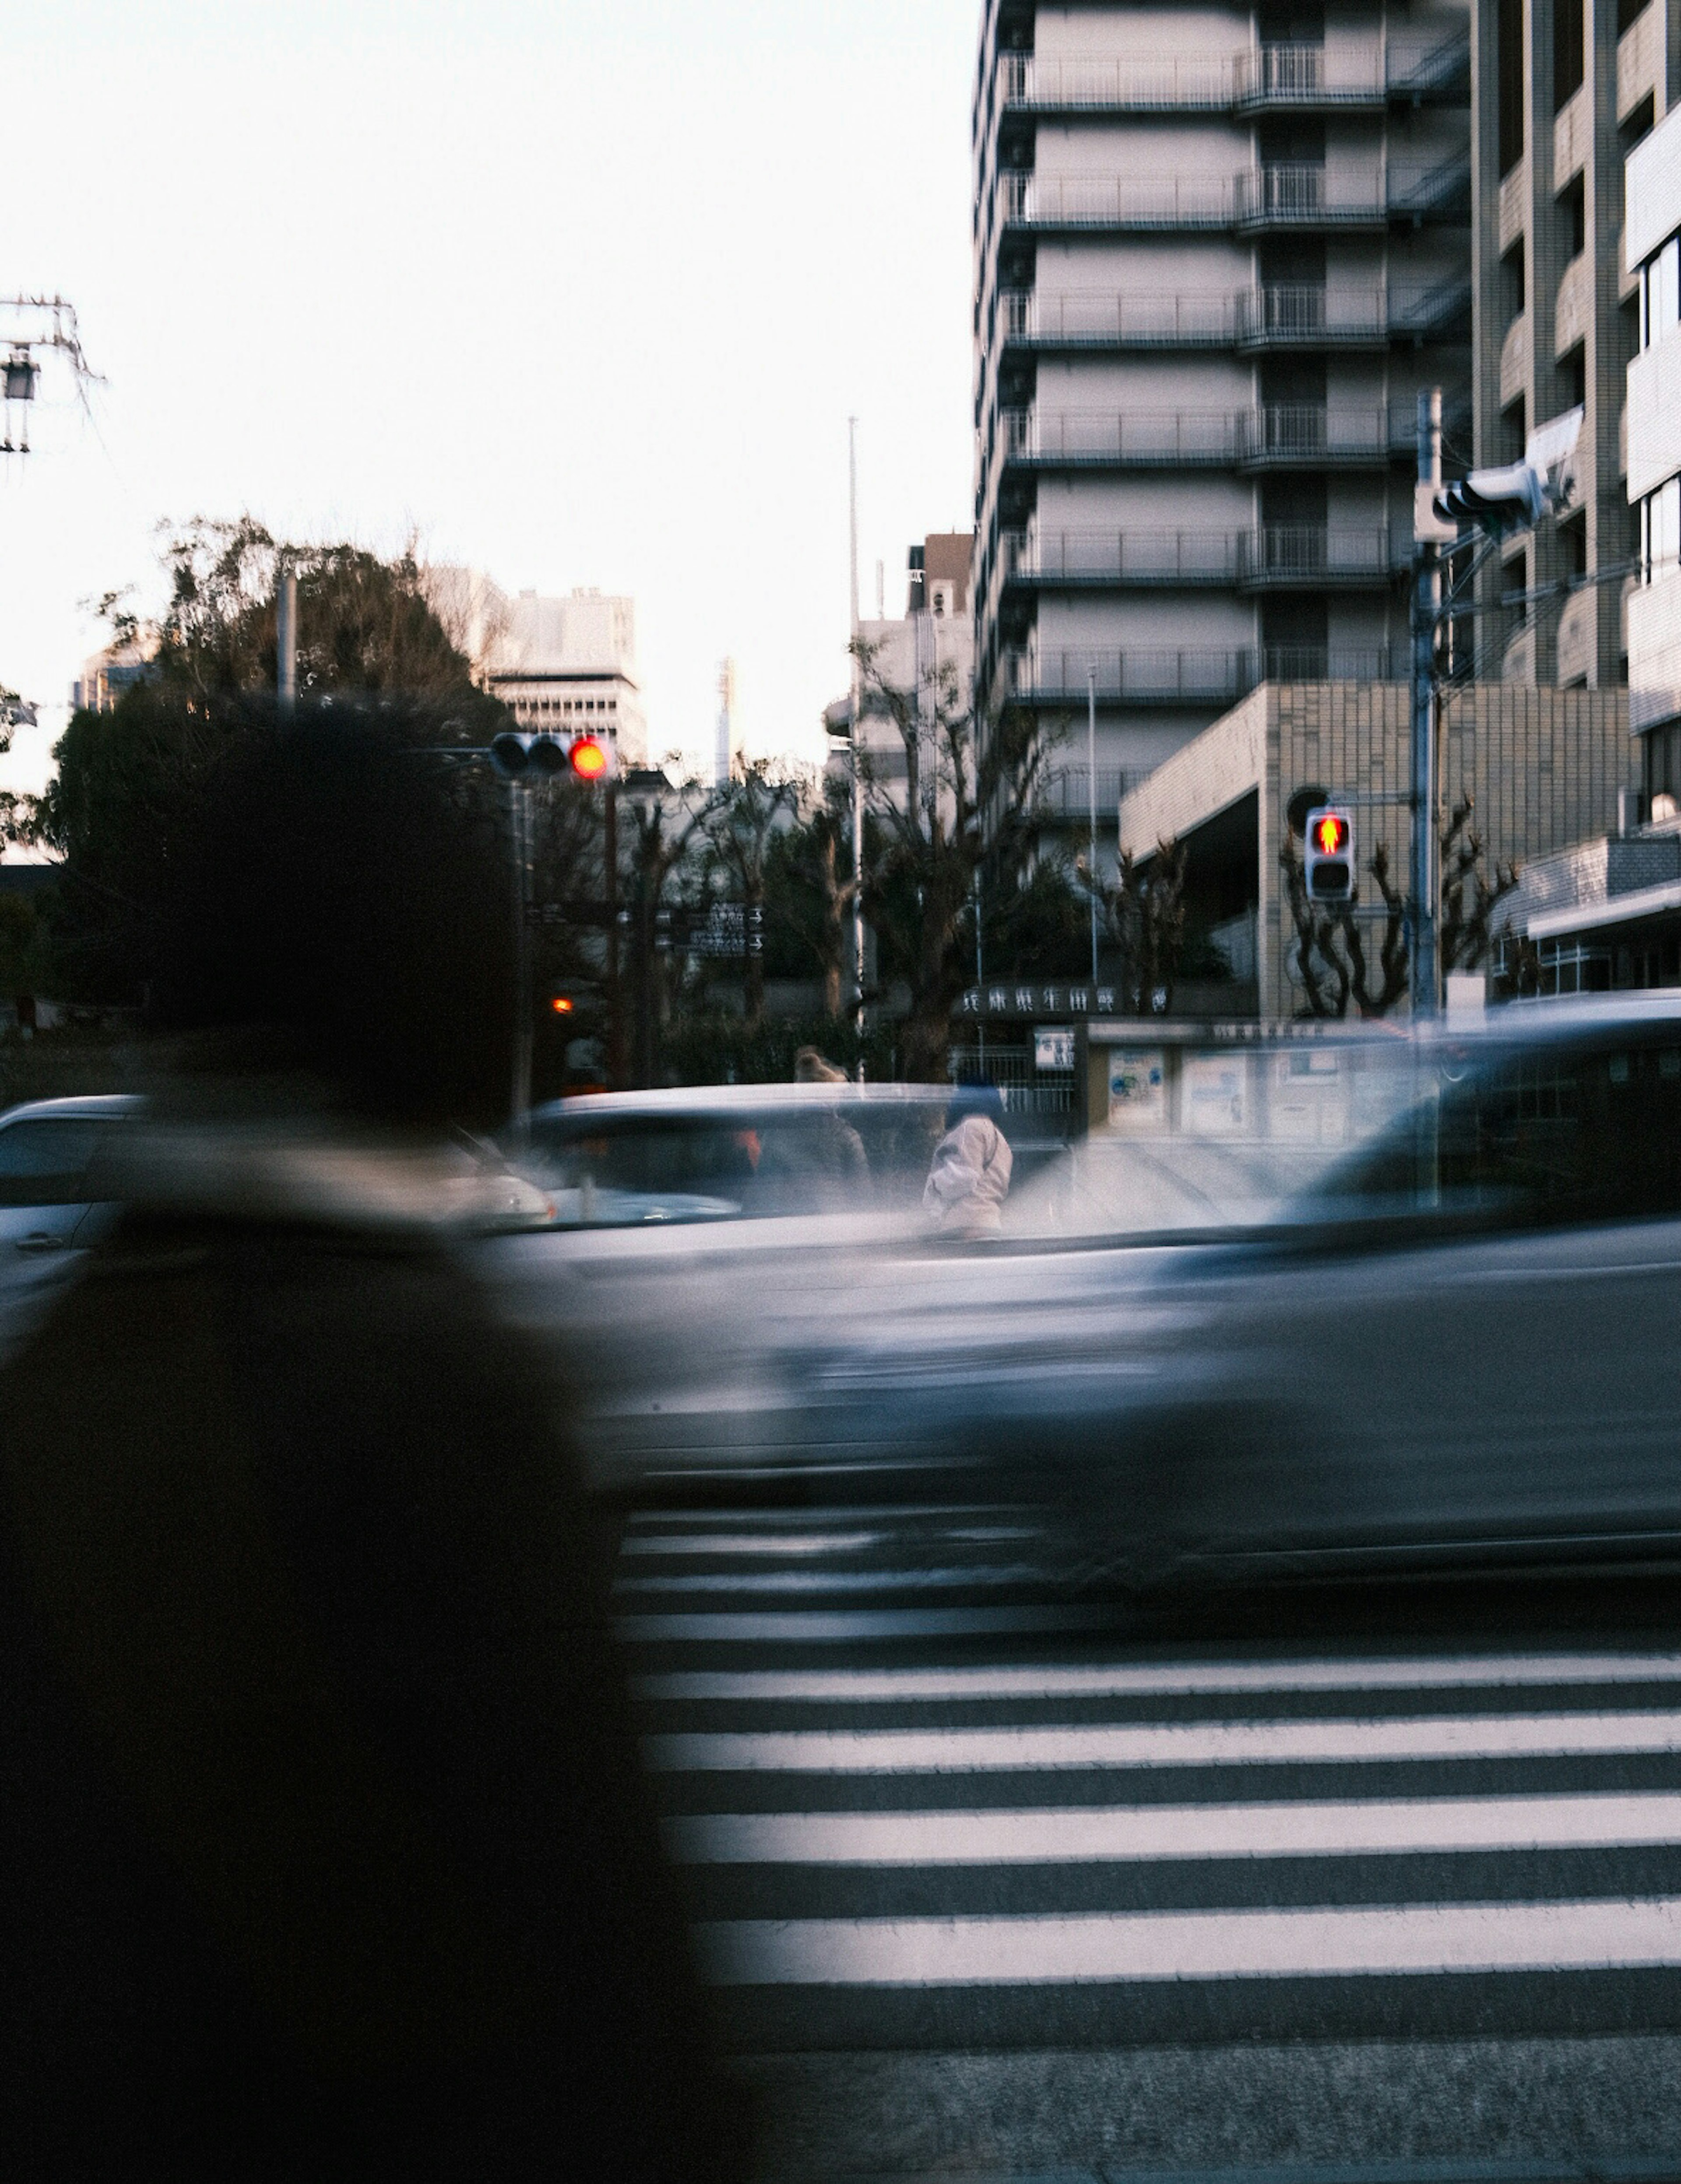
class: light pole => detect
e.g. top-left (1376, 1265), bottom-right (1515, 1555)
top-left (1410, 389), bottom-right (1442, 1020)
top-left (848, 417), bottom-right (865, 1063)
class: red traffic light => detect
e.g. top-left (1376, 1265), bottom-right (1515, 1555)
top-left (1312, 813), bottom-right (1348, 857)
top-left (568, 736), bottom-right (609, 781)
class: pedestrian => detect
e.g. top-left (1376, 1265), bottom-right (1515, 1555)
top-left (755, 1047), bottom-right (870, 1208)
top-left (0, 708), bottom-right (744, 2183)
top-left (922, 1084), bottom-right (1013, 1237)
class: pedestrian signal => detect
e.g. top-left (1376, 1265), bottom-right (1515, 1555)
top-left (1305, 807), bottom-right (1354, 904)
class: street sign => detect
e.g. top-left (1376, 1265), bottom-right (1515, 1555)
top-left (663, 904), bottom-right (763, 957)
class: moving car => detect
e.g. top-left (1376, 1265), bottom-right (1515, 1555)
top-left (0, 1094), bottom-right (143, 1265)
top-left (489, 1000), bottom-right (1681, 1585)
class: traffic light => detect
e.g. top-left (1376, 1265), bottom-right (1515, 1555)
top-left (1430, 405), bottom-right (1583, 542)
top-left (489, 731), bottom-right (617, 782)
top-left (1304, 806), bottom-right (1354, 904)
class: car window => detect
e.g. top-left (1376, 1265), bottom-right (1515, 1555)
top-left (1315, 1037), bottom-right (1681, 1226)
top-left (0, 1120), bottom-right (109, 1207)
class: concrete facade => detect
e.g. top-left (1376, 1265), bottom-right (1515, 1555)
top-left (1627, 94), bottom-right (1681, 775)
top-left (826, 536), bottom-right (979, 820)
top-left (1118, 677), bottom-right (1631, 1015)
top-left (1470, 0), bottom-right (1680, 689)
top-left (422, 568), bottom-right (647, 766)
top-left (971, 0), bottom-right (1473, 822)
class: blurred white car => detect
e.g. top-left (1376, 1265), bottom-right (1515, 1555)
top-left (0, 1094), bottom-right (143, 1265)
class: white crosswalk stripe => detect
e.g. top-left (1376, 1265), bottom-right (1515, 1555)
top-left (617, 1503), bottom-right (1681, 2048)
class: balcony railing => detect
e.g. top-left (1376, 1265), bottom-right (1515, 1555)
top-left (1236, 162), bottom-right (1386, 227)
top-left (1239, 525), bottom-right (1396, 584)
top-left (1000, 282), bottom-right (1469, 353)
top-left (1003, 527), bottom-right (1400, 588)
top-left (1006, 530), bottom-right (1243, 584)
top-left (1236, 283), bottom-right (1387, 345)
top-left (1003, 160), bottom-right (1465, 235)
top-left (1004, 171), bottom-right (1237, 229)
top-left (1001, 289), bottom-right (1238, 346)
top-left (1002, 645), bottom-right (1405, 705)
top-left (997, 33), bottom-right (1467, 114)
top-left (999, 404), bottom-right (1393, 466)
top-left (1039, 763), bottom-right (1134, 814)
top-left (999, 52), bottom-right (1232, 110)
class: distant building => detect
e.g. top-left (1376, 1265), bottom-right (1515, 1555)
top-left (70, 644), bottom-right (151, 713)
top-left (825, 535), bottom-right (978, 817)
top-left (423, 569), bottom-right (648, 767)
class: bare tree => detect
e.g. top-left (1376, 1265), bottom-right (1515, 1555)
top-left (1440, 796), bottom-right (1520, 973)
top-left (701, 756), bottom-right (802, 1028)
top-left (623, 765), bottom-right (712, 1085)
top-left (851, 636), bottom-right (1051, 1081)
top-left (1090, 840), bottom-right (1189, 1015)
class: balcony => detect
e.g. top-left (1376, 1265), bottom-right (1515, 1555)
top-left (1002, 644), bottom-right (1404, 707)
top-left (999, 51), bottom-right (1231, 112)
top-left (1002, 527), bottom-right (1400, 590)
top-left (1003, 171), bottom-right (1235, 232)
top-left (1005, 529), bottom-right (1242, 585)
top-left (999, 403), bottom-right (1393, 470)
top-left (1236, 162), bottom-right (1386, 231)
top-left (1236, 283), bottom-right (1387, 347)
top-left (1618, 0), bottom-right (1664, 124)
top-left (1238, 525), bottom-right (1398, 587)
top-left (1039, 763), bottom-right (1134, 815)
top-left (998, 280), bottom-right (1466, 359)
top-left (999, 288), bottom-right (1238, 349)
top-left (994, 32), bottom-right (1467, 116)
top-left (1235, 41), bottom-right (1385, 111)
top-left (1007, 648), bottom-right (1256, 705)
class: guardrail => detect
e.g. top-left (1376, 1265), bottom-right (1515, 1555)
top-left (999, 283), bottom-right (1468, 352)
top-left (999, 404), bottom-right (1394, 465)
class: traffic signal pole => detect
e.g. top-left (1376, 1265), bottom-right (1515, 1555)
top-left (1410, 388), bottom-right (1442, 1020)
top-left (510, 779), bottom-right (534, 1124)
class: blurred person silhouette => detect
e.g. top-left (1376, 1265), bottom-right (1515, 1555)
top-left (753, 1046), bottom-right (869, 1208)
top-left (923, 1084), bottom-right (1014, 1238)
top-left (0, 703), bottom-right (743, 2182)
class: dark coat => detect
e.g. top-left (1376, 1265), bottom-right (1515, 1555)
top-left (0, 1184), bottom-right (741, 2181)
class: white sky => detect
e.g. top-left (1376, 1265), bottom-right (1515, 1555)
top-left (0, 0), bottom-right (979, 817)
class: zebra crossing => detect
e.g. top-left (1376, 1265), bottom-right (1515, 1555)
top-left (616, 1503), bottom-right (1681, 2050)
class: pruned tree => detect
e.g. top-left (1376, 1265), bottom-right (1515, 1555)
top-left (700, 756), bottom-right (802, 1027)
top-left (1440, 795), bottom-right (1520, 972)
top-left (1282, 796), bottom-right (1515, 1020)
top-left (1281, 832), bottom-right (1409, 1019)
top-left (623, 764), bottom-right (712, 1085)
top-left (1090, 839), bottom-right (1189, 1015)
top-left (851, 635), bottom-right (1052, 1081)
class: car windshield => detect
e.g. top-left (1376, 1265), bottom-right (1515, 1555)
top-left (0, 1119), bottom-right (110, 1207)
top-left (514, 1103), bottom-right (946, 1221)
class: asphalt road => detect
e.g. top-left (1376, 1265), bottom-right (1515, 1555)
top-left (613, 1498), bottom-right (1681, 2182)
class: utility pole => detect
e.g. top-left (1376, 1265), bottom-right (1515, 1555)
top-left (510, 778), bottom-right (533, 1123)
top-left (1410, 387), bottom-right (1442, 1019)
top-left (848, 416), bottom-right (865, 1065)
top-left (605, 779), bottom-right (622, 1089)
top-left (1087, 664), bottom-right (1100, 986)
top-left (276, 565), bottom-right (298, 714)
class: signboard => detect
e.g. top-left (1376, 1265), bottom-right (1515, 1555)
top-left (1182, 1052), bottom-right (1249, 1137)
top-left (661, 904), bottom-right (763, 956)
top-left (1034, 1026), bottom-right (1076, 1073)
top-left (1108, 1050), bottom-right (1166, 1131)
top-left (1270, 1047), bottom-right (1345, 1143)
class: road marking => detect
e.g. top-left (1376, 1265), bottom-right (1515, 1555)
top-left (645, 1710), bottom-right (1681, 1774)
top-left (636, 1653), bottom-right (1681, 1704)
top-left (697, 1895), bottom-right (1681, 1986)
top-left (617, 1606), bottom-right (1114, 1642)
top-left (620, 1532), bottom-right (886, 1558)
top-left (665, 1792), bottom-right (1681, 1866)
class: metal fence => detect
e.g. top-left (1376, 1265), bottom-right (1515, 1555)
top-left (949, 1043), bottom-right (1077, 1121)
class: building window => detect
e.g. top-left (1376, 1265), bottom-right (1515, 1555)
top-left (1559, 340), bottom-right (1587, 411)
top-left (1618, 0), bottom-right (1651, 32)
top-left (1554, 0), bottom-right (1585, 109)
top-left (1645, 235), bottom-right (1681, 349)
top-left (1644, 476), bottom-right (1681, 580)
top-left (1498, 0), bottom-right (1524, 176)
top-left (1558, 173), bottom-right (1586, 259)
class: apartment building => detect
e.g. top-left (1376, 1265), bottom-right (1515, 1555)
top-left (971, 0), bottom-right (1474, 818)
top-left (825, 535), bottom-right (978, 816)
top-left (1628, 90), bottom-right (1681, 788)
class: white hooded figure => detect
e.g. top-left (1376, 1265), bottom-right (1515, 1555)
top-left (922, 1092), bottom-right (1013, 1237)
